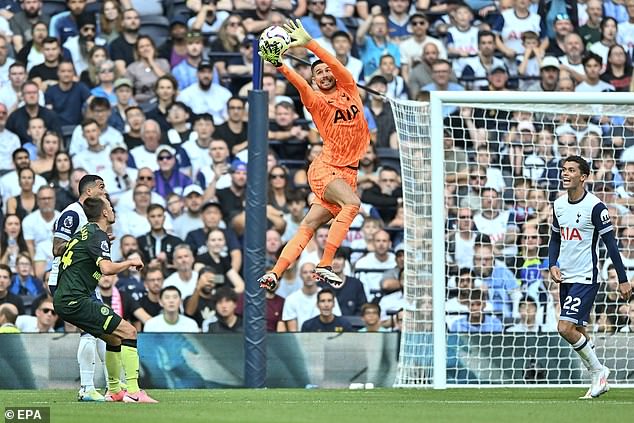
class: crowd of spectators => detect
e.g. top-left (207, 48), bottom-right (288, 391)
top-left (1, 0), bottom-right (634, 336)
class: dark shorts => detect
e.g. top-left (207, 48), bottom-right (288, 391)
top-left (559, 283), bottom-right (600, 327)
top-left (54, 296), bottom-right (122, 337)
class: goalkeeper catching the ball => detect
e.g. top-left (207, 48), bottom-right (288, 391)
top-left (258, 20), bottom-right (371, 290)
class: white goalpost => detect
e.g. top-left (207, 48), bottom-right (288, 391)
top-left (391, 92), bottom-right (634, 388)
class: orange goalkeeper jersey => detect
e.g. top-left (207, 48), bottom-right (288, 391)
top-left (279, 40), bottom-right (370, 168)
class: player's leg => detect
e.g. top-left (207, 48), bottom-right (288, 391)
top-left (558, 283), bottom-right (608, 398)
top-left (100, 334), bottom-right (126, 402)
top-left (315, 177), bottom-right (360, 285)
top-left (259, 204), bottom-right (333, 290)
top-left (77, 333), bottom-right (104, 401)
top-left (109, 320), bottom-right (158, 403)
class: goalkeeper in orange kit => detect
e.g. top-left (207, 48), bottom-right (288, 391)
top-left (258, 20), bottom-right (371, 289)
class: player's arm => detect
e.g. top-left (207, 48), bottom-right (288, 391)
top-left (90, 231), bottom-right (144, 275)
top-left (593, 203), bottom-right (630, 289)
top-left (548, 208), bottom-right (562, 283)
top-left (277, 65), bottom-right (318, 108)
top-left (52, 210), bottom-right (81, 256)
top-left (284, 19), bottom-right (356, 90)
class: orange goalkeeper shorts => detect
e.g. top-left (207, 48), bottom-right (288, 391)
top-left (307, 156), bottom-right (358, 217)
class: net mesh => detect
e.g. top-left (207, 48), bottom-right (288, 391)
top-left (391, 96), bottom-right (634, 387)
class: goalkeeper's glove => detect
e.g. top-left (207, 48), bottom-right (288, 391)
top-left (283, 19), bottom-right (312, 48)
top-left (258, 41), bottom-right (284, 67)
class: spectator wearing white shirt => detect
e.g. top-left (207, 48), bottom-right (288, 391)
top-left (173, 185), bottom-right (205, 240)
top-left (0, 148), bottom-right (47, 201)
top-left (163, 244), bottom-right (199, 300)
top-left (0, 36), bottom-right (14, 84)
top-left (354, 230), bottom-right (396, 299)
top-left (72, 119), bottom-right (112, 175)
top-left (16, 295), bottom-right (57, 333)
top-left (116, 167), bottom-right (165, 213)
top-left (558, 32), bottom-right (586, 83)
top-left (0, 102), bottom-right (19, 172)
top-left (0, 62), bottom-right (45, 113)
top-left (331, 30), bottom-right (364, 82)
top-left (575, 52), bottom-right (615, 92)
top-left (180, 113), bottom-right (214, 181)
top-left (22, 186), bottom-right (59, 258)
top-left (129, 120), bottom-right (163, 171)
top-left (68, 97), bottom-right (123, 156)
top-left (143, 286), bottom-right (199, 333)
top-left (399, 13), bottom-right (447, 82)
top-left (281, 262), bottom-right (342, 331)
top-left (177, 61), bottom-right (232, 125)
top-left (100, 142), bottom-right (137, 205)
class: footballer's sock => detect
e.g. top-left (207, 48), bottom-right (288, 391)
top-left (105, 344), bottom-right (122, 394)
top-left (96, 339), bottom-right (107, 384)
top-left (78, 334), bottom-right (97, 391)
top-left (319, 204), bottom-right (359, 267)
top-left (272, 225), bottom-right (314, 277)
top-left (572, 335), bottom-right (602, 372)
top-left (121, 340), bottom-right (140, 394)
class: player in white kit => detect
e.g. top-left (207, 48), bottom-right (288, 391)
top-left (548, 156), bottom-right (632, 399)
top-left (49, 175), bottom-right (108, 401)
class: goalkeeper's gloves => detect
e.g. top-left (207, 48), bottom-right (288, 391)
top-left (258, 41), bottom-right (284, 67)
top-left (283, 19), bottom-right (312, 48)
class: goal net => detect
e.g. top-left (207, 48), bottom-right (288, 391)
top-left (391, 92), bottom-right (634, 388)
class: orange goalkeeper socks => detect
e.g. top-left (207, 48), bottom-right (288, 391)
top-left (271, 224), bottom-right (315, 277)
top-left (319, 204), bottom-right (359, 268)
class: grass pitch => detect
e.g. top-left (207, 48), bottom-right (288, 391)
top-left (1, 388), bottom-right (632, 423)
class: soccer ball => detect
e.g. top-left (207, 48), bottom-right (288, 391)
top-left (259, 25), bottom-right (291, 57)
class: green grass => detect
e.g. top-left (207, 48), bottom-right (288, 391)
top-left (1, 389), bottom-right (632, 423)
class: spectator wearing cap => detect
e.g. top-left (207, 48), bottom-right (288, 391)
top-left (10, 0), bottom-right (50, 54)
top-left (172, 31), bottom-right (206, 91)
top-left (422, 59), bottom-right (464, 116)
top-left (581, 0), bottom-right (604, 45)
top-left (181, 113), bottom-right (215, 179)
top-left (102, 141), bottom-right (137, 202)
top-left (90, 60), bottom-right (118, 106)
top-left (365, 76), bottom-right (397, 149)
top-left (317, 247), bottom-right (367, 316)
top-left (158, 17), bottom-right (189, 68)
top-left (136, 203), bottom-right (183, 275)
top-left (558, 33), bottom-right (586, 83)
top-left (110, 80), bottom-right (138, 134)
top-left (527, 56), bottom-right (560, 92)
top-left (177, 60), bottom-right (232, 125)
top-left (482, 65), bottom-right (510, 92)
top-left (459, 30), bottom-right (508, 91)
top-left (110, 8), bottom-right (141, 76)
top-left (544, 13), bottom-right (574, 57)
top-left (68, 96), bottom-right (124, 156)
top-left (174, 185), bottom-right (205, 239)
top-left (399, 13), bottom-right (446, 82)
top-left (154, 145), bottom-right (193, 199)
top-left (197, 138), bottom-right (232, 201)
top-left (44, 61), bottom-right (90, 128)
top-left (356, 9), bottom-right (400, 76)
top-left (125, 35), bottom-right (170, 104)
top-left (63, 11), bottom-right (106, 76)
top-left (576, 52), bottom-right (615, 92)
top-left (189, 0), bottom-right (230, 34)
top-left (72, 119), bottom-right (112, 174)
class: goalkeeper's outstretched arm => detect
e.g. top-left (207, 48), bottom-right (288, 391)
top-left (284, 19), bottom-right (355, 90)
